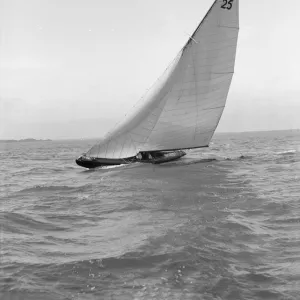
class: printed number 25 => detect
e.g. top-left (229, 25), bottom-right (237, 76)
top-left (221, 0), bottom-right (233, 10)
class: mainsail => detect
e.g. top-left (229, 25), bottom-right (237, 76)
top-left (87, 0), bottom-right (239, 159)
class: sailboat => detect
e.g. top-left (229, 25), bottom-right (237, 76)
top-left (76, 0), bottom-right (239, 169)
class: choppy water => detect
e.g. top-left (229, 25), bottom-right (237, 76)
top-left (1, 130), bottom-right (300, 300)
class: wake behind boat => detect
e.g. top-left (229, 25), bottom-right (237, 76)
top-left (76, 0), bottom-right (239, 169)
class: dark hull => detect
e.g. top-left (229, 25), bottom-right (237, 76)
top-left (75, 156), bottom-right (135, 169)
top-left (76, 150), bottom-right (186, 169)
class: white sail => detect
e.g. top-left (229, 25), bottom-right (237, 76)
top-left (87, 0), bottom-right (239, 158)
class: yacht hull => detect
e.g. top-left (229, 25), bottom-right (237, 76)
top-left (75, 150), bottom-right (186, 169)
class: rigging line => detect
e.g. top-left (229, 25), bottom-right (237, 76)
top-left (128, 132), bottom-right (141, 155)
top-left (162, 117), bottom-right (217, 126)
top-left (122, 157), bottom-right (133, 165)
top-left (142, 85), bottom-right (174, 146)
top-left (195, 66), bottom-right (235, 75)
top-left (192, 61), bottom-right (235, 70)
top-left (171, 98), bottom-right (221, 105)
top-left (137, 55), bottom-right (182, 148)
top-left (190, 41), bottom-right (198, 141)
top-left (182, 0), bottom-right (218, 52)
top-left (111, 140), bottom-right (117, 158)
top-left (212, 72), bottom-right (234, 74)
top-left (219, 25), bottom-right (239, 29)
top-left (195, 129), bottom-right (216, 136)
top-left (172, 75), bottom-right (231, 87)
top-left (189, 43), bottom-right (237, 54)
top-left (191, 52), bottom-right (236, 62)
top-left (140, 125), bottom-right (154, 131)
top-left (155, 110), bottom-right (225, 125)
top-left (96, 141), bottom-right (102, 158)
top-left (167, 105), bottom-right (226, 113)
top-left (189, 23), bottom-right (239, 40)
top-left (103, 139), bottom-right (110, 158)
top-left (193, 31), bottom-right (235, 39)
top-left (184, 31), bottom-right (198, 44)
top-left (119, 136), bottom-right (127, 158)
top-left (160, 113), bottom-right (221, 126)
top-left (175, 77), bottom-right (231, 87)
top-left (205, 44), bottom-right (237, 52)
top-left (152, 125), bottom-right (207, 136)
top-left (210, 88), bottom-right (230, 135)
top-left (175, 57), bottom-right (187, 105)
top-left (205, 36), bottom-right (238, 45)
top-left (205, 43), bottom-right (238, 51)
top-left (201, 105), bottom-right (225, 112)
top-left (177, 93), bottom-right (226, 101)
top-left (194, 58), bottom-right (236, 67)
top-left (160, 128), bottom-right (215, 138)
top-left (87, 139), bottom-right (102, 157)
top-left (177, 77), bottom-right (232, 88)
top-left (186, 87), bottom-right (230, 97)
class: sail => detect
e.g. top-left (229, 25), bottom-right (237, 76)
top-left (87, 0), bottom-right (239, 158)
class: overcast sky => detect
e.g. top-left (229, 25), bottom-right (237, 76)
top-left (1, 0), bottom-right (300, 139)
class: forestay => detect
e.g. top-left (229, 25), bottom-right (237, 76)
top-left (87, 0), bottom-right (239, 159)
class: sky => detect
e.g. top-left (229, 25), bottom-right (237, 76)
top-left (1, 0), bottom-right (300, 139)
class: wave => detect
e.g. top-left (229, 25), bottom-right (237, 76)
top-left (267, 216), bottom-right (300, 225)
top-left (101, 164), bottom-right (128, 169)
top-left (1, 212), bottom-right (67, 233)
top-left (165, 155), bottom-right (255, 166)
top-left (117, 203), bottom-right (146, 212)
top-left (21, 168), bottom-right (65, 176)
top-left (30, 157), bottom-right (53, 161)
top-left (79, 164), bottom-right (129, 174)
top-left (162, 158), bottom-right (218, 167)
top-left (17, 184), bottom-right (93, 194)
top-left (221, 220), bottom-right (253, 232)
top-left (38, 252), bottom-right (180, 273)
top-left (224, 155), bottom-right (254, 161)
top-left (277, 150), bottom-right (297, 155)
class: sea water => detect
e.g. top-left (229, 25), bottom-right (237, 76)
top-left (1, 130), bottom-right (300, 300)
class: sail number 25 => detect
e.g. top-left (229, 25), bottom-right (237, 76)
top-left (221, 0), bottom-right (233, 10)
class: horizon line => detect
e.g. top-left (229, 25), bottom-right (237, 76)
top-left (1, 128), bottom-right (299, 141)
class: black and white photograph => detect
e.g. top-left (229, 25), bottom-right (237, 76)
top-left (1, 0), bottom-right (300, 299)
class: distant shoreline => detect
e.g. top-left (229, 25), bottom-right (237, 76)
top-left (0, 138), bottom-right (52, 143)
top-left (0, 129), bottom-right (299, 142)
top-left (216, 128), bottom-right (300, 135)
